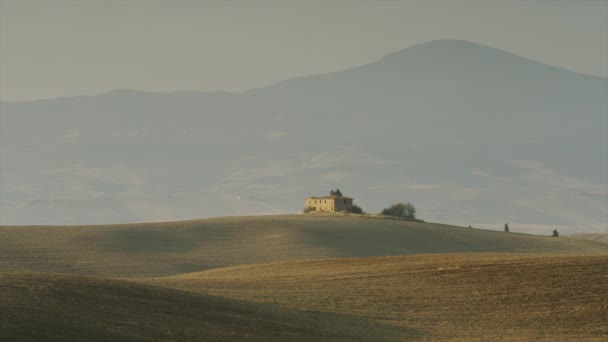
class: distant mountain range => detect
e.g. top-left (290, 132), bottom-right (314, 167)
top-left (1, 39), bottom-right (606, 233)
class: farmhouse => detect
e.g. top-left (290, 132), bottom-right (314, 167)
top-left (304, 189), bottom-right (353, 213)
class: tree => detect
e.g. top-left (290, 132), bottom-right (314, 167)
top-left (552, 229), bottom-right (559, 237)
top-left (349, 204), bottom-right (363, 214)
top-left (504, 223), bottom-right (509, 232)
top-left (382, 203), bottom-right (406, 218)
top-left (381, 203), bottom-right (416, 219)
top-left (404, 203), bottom-right (416, 219)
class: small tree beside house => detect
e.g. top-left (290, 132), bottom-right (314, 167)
top-left (382, 202), bottom-right (416, 220)
top-left (349, 204), bottom-right (363, 214)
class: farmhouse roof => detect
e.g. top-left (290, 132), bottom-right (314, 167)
top-left (306, 195), bottom-right (353, 200)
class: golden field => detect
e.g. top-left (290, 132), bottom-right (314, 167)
top-left (141, 253), bottom-right (608, 340)
top-left (0, 215), bottom-right (604, 277)
top-left (1, 215), bottom-right (606, 340)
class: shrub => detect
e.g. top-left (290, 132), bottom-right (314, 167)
top-left (303, 206), bottom-right (316, 214)
top-left (349, 204), bottom-right (363, 214)
top-left (552, 229), bottom-right (559, 237)
top-left (382, 203), bottom-right (405, 217)
top-left (381, 202), bottom-right (416, 219)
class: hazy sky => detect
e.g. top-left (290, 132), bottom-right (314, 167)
top-left (1, 0), bottom-right (607, 102)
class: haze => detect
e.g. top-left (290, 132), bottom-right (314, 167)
top-left (1, 1), bottom-right (607, 101)
top-left (0, 1), bottom-right (606, 234)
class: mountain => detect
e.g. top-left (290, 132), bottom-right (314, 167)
top-left (1, 40), bottom-right (606, 232)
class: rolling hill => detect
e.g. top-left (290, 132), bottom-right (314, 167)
top-left (0, 272), bottom-right (404, 341)
top-left (0, 215), bottom-right (606, 340)
top-left (1, 40), bottom-right (606, 232)
top-left (0, 215), bottom-right (605, 277)
top-left (567, 233), bottom-right (608, 244)
top-left (141, 253), bottom-right (608, 341)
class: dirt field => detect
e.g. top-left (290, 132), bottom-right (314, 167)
top-left (0, 272), bottom-right (405, 342)
top-left (1, 215), bottom-right (606, 340)
top-left (0, 215), bottom-right (605, 277)
top-left (142, 253), bottom-right (608, 341)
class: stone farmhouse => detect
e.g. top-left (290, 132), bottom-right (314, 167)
top-left (304, 189), bottom-right (353, 213)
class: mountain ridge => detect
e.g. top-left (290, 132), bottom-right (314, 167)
top-left (2, 39), bottom-right (605, 104)
top-left (1, 39), bottom-right (606, 230)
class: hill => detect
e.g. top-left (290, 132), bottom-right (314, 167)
top-left (141, 253), bottom-right (608, 341)
top-left (0, 215), bottom-right (606, 277)
top-left (1, 40), bottom-right (606, 231)
top-left (567, 233), bottom-right (608, 244)
top-left (0, 272), bottom-right (404, 341)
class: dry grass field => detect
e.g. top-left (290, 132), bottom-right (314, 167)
top-left (567, 233), bottom-right (608, 244)
top-left (0, 272), bottom-right (404, 342)
top-left (1, 215), bottom-right (606, 340)
top-left (143, 254), bottom-right (608, 341)
top-left (0, 215), bottom-right (605, 277)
